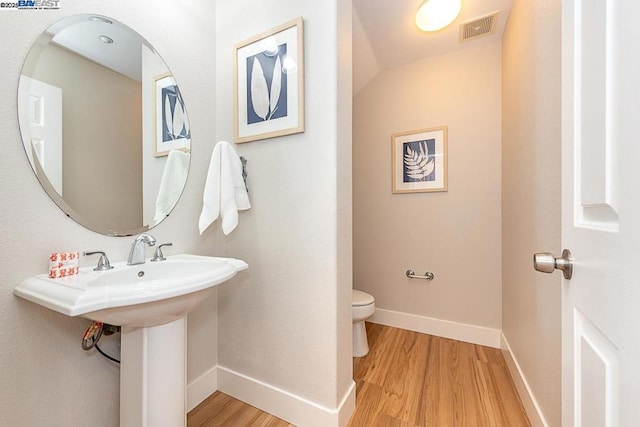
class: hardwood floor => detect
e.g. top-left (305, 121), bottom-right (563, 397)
top-left (188, 391), bottom-right (294, 427)
top-left (188, 323), bottom-right (530, 426)
top-left (347, 323), bottom-right (530, 426)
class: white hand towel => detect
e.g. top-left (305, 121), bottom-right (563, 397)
top-left (199, 141), bottom-right (250, 235)
top-left (154, 150), bottom-right (190, 225)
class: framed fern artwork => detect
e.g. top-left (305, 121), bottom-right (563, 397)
top-left (153, 72), bottom-right (191, 157)
top-left (392, 126), bottom-right (448, 193)
top-left (234, 17), bottom-right (304, 143)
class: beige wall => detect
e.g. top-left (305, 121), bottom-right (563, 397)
top-left (0, 2), bottom-right (218, 425)
top-left (215, 0), bottom-right (353, 414)
top-left (501, 0), bottom-right (562, 425)
top-left (353, 42), bottom-right (502, 330)
top-left (30, 44), bottom-right (143, 233)
top-left (352, 5), bottom-right (379, 96)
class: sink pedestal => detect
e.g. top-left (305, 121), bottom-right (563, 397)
top-left (120, 317), bottom-right (187, 427)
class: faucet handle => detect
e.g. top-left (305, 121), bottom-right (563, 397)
top-left (83, 251), bottom-right (114, 271)
top-left (150, 243), bottom-right (172, 262)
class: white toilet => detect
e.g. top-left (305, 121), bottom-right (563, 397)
top-left (352, 289), bottom-right (375, 357)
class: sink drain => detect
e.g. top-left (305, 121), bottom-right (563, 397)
top-left (138, 271), bottom-right (145, 278)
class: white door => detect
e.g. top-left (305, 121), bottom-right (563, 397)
top-left (17, 76), bottom-right (63, 195)
top-left (560, 0), bottom-right (640, 425)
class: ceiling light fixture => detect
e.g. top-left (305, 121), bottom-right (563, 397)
top-left (415, 0), bottom-right (462, 32)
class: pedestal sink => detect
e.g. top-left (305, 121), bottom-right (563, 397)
top-left (14, 254), bottom-right (248, 427)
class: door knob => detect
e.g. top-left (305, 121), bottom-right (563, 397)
top-left (533, 249), bottom-right (573, 279)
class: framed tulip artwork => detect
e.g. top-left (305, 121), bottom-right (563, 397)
top-left (153, 72), bottom-right (191, 157)
top-left (234, 17), bottom-right (304, 143)
top-left (392, 126), bottom-right (448, 193)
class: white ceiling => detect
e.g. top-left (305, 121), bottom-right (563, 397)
top-left (353, 0), bottom-right (513, 93)
top-left (49, 15), bottom-right (146, 82)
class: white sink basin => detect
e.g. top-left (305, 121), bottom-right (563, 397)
top-left (14, 254), bottom-right (247, 327)
top-left (16, 252), bottom-right (248, 425)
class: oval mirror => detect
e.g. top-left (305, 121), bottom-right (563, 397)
top-left (18, 15), bottom-right (191, 236)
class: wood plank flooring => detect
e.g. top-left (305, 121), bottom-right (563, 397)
top-left (347, 323), bottom-right (530, 426)
top-left (188, 323), bottom-right (530, 426)
top-left (188, 391), bottom-right (294, 427)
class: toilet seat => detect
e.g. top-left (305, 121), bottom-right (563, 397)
top-left (352, 289), bottom-right (374, 307)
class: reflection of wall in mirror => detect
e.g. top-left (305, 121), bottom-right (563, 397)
top-left (28, 43), bottom-right (143, 233)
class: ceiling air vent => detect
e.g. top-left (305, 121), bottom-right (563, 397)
top-left (459, 12), bottom-right (499, 43)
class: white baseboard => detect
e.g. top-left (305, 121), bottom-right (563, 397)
top-left (217, 365), bottom-right (356, 427)
top-left (370, 308), bottom-right (501, 348)
top-left (187, 366), bottom-right (218, 412)
top-left (500, 333), bottom-right (548, 427)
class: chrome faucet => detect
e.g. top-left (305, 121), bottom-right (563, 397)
top-left (83, 251), bottom-right (114, 271)
top-left (127, 234), bottom-right (156, 265)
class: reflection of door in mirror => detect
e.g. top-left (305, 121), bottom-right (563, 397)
top-left (26, 43), bottom-right (143, 233)
top-left (18, 77), bottom-right (63, 195)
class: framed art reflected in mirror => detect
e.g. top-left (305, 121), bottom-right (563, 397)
top-left (154, 72), bottom-right (191, 157)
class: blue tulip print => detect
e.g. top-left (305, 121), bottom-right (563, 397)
top-left (162, 84), bottom-right (190, 142)
top-left (246, 43), bottom-right (288, 124)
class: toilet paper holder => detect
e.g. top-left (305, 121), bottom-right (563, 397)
top-left (406, 270), bottom-right (435, 280)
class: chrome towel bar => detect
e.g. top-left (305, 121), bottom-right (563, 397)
top-left (406, 270), bottom-right (434, 281)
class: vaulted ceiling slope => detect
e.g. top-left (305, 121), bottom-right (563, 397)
top-left (353, 0), bottom-right (513, 95)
